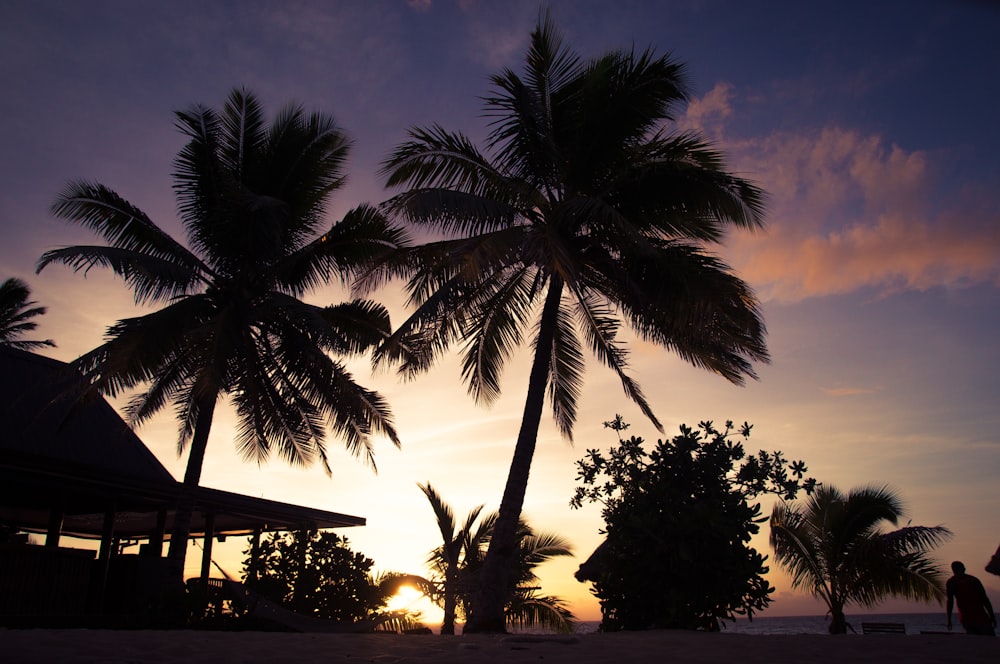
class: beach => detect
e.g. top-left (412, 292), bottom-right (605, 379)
top-left (2, 630), bottom-right (997, 663)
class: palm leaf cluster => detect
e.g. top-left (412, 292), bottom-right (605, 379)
top-left (417, 483), bottom-right (575, 634)
top-left (368, 18), bottom-right (768, 434)
top-left (770, 484), bottom-right (951, 634)
top-left (0, 277), bottom-right (55, 350)
top-left (38, 88), bottom-right (408, 583)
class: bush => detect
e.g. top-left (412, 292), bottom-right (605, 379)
top-left (571, 417), bottom-right (815, 631)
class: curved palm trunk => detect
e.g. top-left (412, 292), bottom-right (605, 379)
top-left (464, 280), bottom-right (563, 633)
top-left (165, 394), bottom-right (218, 588)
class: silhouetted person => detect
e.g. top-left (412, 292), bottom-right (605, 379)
top-left (946, 561), bottom-right (996, 635)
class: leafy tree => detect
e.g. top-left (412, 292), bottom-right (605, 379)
top-left (0, 277), bottom-right (55, 349)
top-left (364, 12), bottom-right (768, 632)
top-left (571, 417), bottom-right (815, 631)
top-left (770, 484), bottom-right (952, 634)
top-left (417, 482), bottom-right (576, 633)
top-left (37, 88), bottom-right (406, 588)
top-left (242, 528), bottom-right (394, 624)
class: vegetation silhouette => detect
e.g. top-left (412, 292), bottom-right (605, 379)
top-left (240, 528), bottom-right (413, 630)
top-left (412, 482), bottom-right (576, 634)
top-left (0, 277), bottom-right (55, 349)
top-left (362, 11), bottom-right (769, 632)
top-left (770, 484), bottom-right (952, 634)
top-left (38, 88), bottom-right (407, 595)
top-left (572, 417), bottom-right (815, 631)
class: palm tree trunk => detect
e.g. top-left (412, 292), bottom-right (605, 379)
top-left (829, 604), bottom-right (848, 634)
top-left (464, 279), bottom-right (563, 633)
top-left (165, 393), bottom-right (218, 588)
top-left (441, 567), bottom-right (457, 635)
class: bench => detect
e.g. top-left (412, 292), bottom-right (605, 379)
top-left (861, 622), bottom-right (906, 634)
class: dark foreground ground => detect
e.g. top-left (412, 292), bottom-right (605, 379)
top-left (2, 629), bottom-right (998, 663)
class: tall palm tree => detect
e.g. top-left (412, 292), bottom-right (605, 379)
top-left (37, 88), bottom-right (407, 588)
top-left (0, 277), bottom-right (55, 349)
top-left (363, 13), bottom-right (768, 631)
top-left (418, 482), bottom-right (575, 633)
top-left (770, 484), bottom-right (952, 634)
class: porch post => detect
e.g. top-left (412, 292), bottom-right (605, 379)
top-left (199, 511), bottom-right (215, 590)
top-left (93, 507), bottom-right (116, 614)
top-left (45, 509), bottom-right (63, 548)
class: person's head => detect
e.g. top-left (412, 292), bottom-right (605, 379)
top-left (951, 561), bottom-right (966, 574)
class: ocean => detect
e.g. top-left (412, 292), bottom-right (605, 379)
top-left (572, 613), bottom-right (952, 636)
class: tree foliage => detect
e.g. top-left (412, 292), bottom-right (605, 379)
top-left (365, 10), bottom-right (770, 632)
top-left (770, 484), bottom-right (951, 634)
top-left (417, 483), bottom-right (577, 633)
top-left (38, 88), bottom-right (406, 586)
top-left (0, 277), bottom-right (55, 350)
top-left (242, 528), bottom-right (395, 624)
top-left (572, 416), bottom-right (815, 631)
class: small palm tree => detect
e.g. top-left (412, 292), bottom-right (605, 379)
top-left (418, 482), bottom-right (485, 634)
top-left (0, 277), bottom-right (55, 350)
top-left (364, 12), bottom-right (768, 632)
top-left (418, 482), bottom-right (576, 633)
top-left (38, 88), bottom-right (408, 588)
top-left (770, 484), bottom-right (952, 634)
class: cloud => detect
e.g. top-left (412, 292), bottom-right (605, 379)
top-left (677, 81), bottom-right (734, 134)
top-left (681, 85), bottom-right (1000, 302)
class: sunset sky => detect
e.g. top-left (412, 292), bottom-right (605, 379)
top-left (2, 1), bottom-right (999, 622)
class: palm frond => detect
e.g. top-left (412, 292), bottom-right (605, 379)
top-left (506, 594), bottom-right (577, 634)
top-left (278, 204), bottom-right (410, 295)
top-left (0, 278), bottom-right (55, 349)
top-left (571, 287), bottom-right (661, 432)
top-left (545, 294), bottom-right (584, 439)
top-left (419, 483), bottom-right (458, 554)
top-left (610, 241), bottom-right (769, 385)
top-left (44, 181), bottom-right (205, 302)
top-left (459, 267), bottom-right (535, 405)
top-left (486, 9), bottom-right (582, 177)
top-left (37, 245), bottom-right (203, 305)
top-left (220, 86), bottom-right (266, 182)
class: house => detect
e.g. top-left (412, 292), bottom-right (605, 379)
top-left (0, 346), bottom-right (364, 626)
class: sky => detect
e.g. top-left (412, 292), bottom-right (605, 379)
top-left (2, 0), bottom-right (999, 624)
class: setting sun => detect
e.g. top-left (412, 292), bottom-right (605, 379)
top-left (386, 585), bottom-right (443, 627)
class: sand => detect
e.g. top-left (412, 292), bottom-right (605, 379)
top-left (1, 629), bottom-right (997, 663)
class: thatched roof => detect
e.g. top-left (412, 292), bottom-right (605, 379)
top-left (0, 347), bottom-right (363, 539)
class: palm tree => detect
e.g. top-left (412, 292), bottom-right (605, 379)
top-left (417, 482), bottom-right (575, 633)
top-left (0, 277), bottom-right (55, 349)
top-left (363, 13), bottom-right (768, 631)
top-left (770, 484), bottom-right (952, 634)
top-left (37, 88), bottom-right (407, 589)
top-left (418, 482), bottom-right (484, 634)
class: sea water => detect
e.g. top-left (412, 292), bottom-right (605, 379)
top-left (573, 613), bottom-right (951, 635)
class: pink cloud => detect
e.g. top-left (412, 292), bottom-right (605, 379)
top-left (676, 81), bottom-right (734, 136)
top-left (681, 89), bottom-right (1000, 302)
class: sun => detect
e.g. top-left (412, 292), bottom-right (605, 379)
top-left (386, 584), bottom-right (426, 612)
top-left (385, 584), bottom-right (445, 627)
